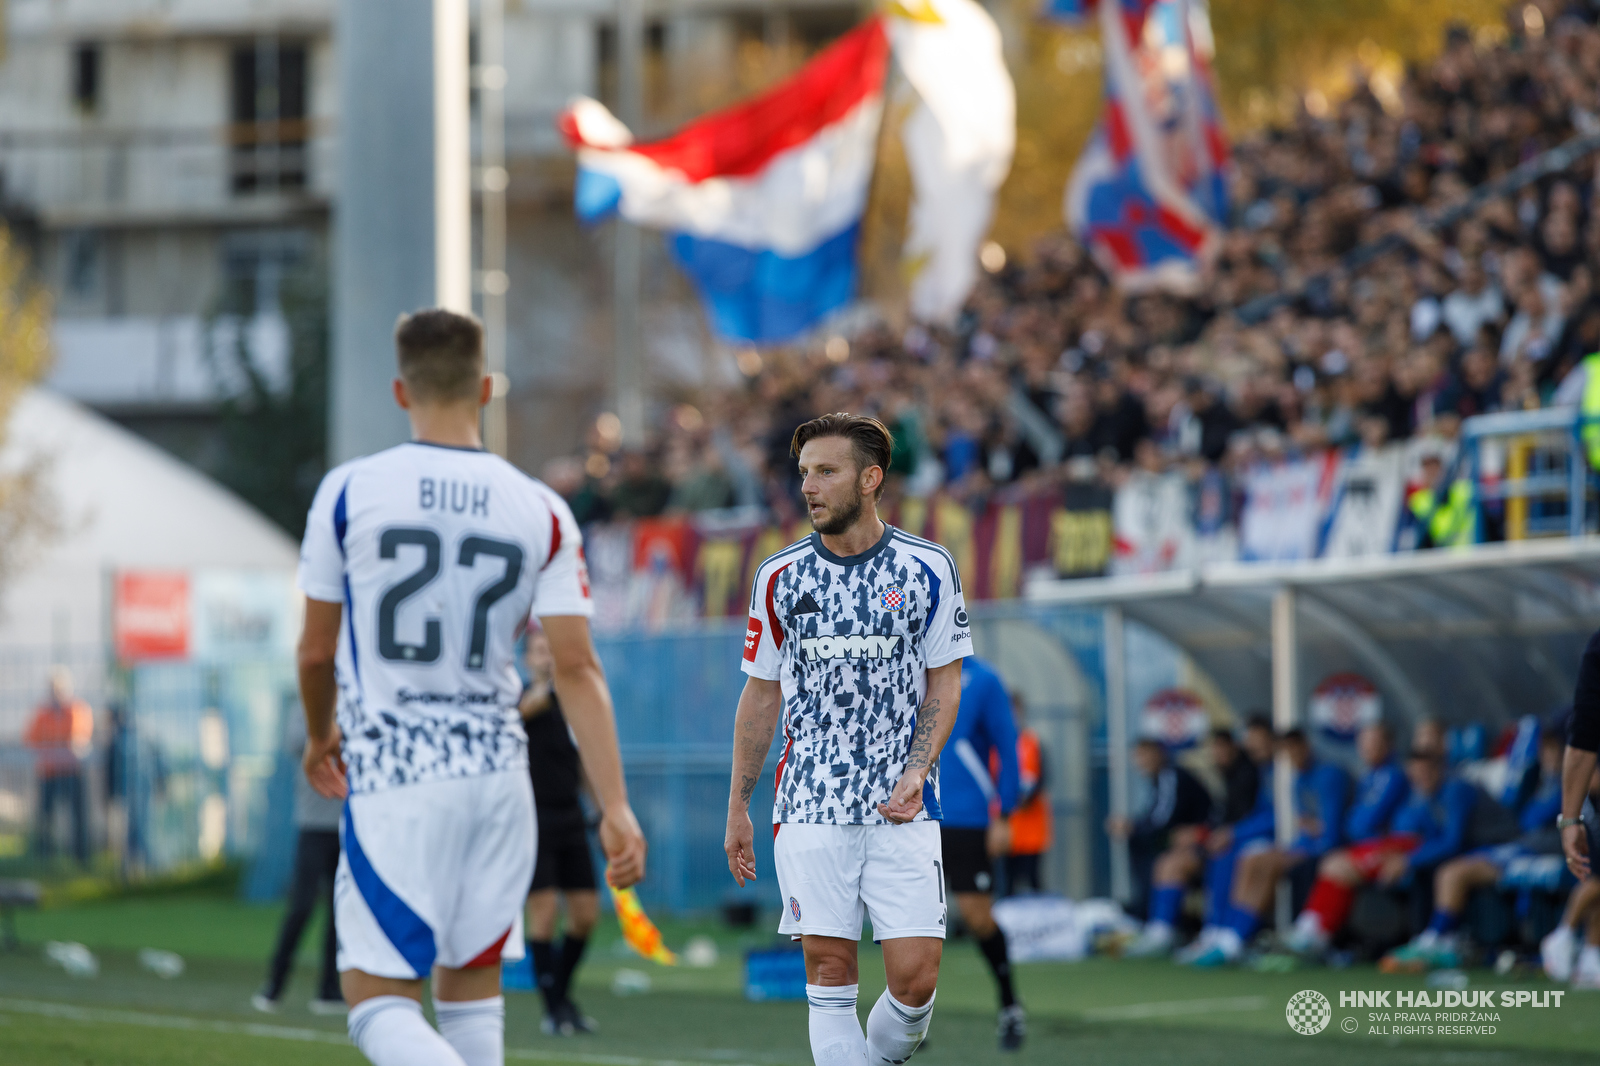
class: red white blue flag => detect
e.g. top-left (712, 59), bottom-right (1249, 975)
top-left (559, 22), bottom-right (890, 345)
top-left (1055, 0), bottom-right (1229, 291)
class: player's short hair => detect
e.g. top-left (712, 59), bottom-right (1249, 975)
top-left (790, 412), bottom-right (894, 499)
top-left (1278, 727), bottom-right (1308, 745)
top-left (1210, 726), bottom-right (1237, 744)
top-left (394, 309), bottom-right (484, 403)
top-left (1244, 712), bottom-right (1272, 733)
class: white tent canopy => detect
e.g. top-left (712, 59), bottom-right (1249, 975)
top-left (0, 388), bottom-right (299, 655)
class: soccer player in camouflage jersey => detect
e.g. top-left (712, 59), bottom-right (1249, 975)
top-left (725, 413), bottom-right (972, 1066)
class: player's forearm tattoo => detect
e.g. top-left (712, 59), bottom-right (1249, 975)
top-left (906, 697), bottom-right (942, 772)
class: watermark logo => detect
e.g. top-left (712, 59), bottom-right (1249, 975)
top-left (1287, 990), bottom-right (1332, 1035)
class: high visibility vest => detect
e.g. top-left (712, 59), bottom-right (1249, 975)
top-left (1407, 479), bottom-right (1475, 548)
top-left (1007, 729), bottom-right (1052, 855)
top-left (1582, 352), bottom-right (1600, 470)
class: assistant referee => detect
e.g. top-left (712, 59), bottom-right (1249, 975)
top-left (521, 627), bottom-right (600, 1037)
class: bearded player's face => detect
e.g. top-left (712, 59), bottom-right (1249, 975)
top-left (798, 436), bottom-right (867, 535)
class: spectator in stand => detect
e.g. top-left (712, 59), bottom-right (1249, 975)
top-left (27, 666), bottom-right (93, 866)
top-left (1442, 262), bottom-right (1505, 348)
top-left (1107, 739), bottom-right (1213, 922)
top-left (608, 450), bottom-right (671, 519)
top-left (254, 711), bottom-right (344, 1015)
top-left (1004, 692), bottom-right (1050, 895)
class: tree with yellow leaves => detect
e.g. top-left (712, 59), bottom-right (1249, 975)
top-left (0, 224), bottom-right (58, 595)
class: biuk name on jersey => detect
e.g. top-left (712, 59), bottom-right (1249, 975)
top-left (297, 442), bottom-right (592, 795)
top-left (742, 524), bottom-right (972, 826)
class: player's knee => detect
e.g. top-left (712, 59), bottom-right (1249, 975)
top-left (809, 952), bottom-right (857, 987)
top-left (888, 970), bottom-right (938, 1008)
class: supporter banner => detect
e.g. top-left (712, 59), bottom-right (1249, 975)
top-left (1322, 444), bottom-right (1407, 559)
top-left (585, 489), bottom-right (1114, 626)
top-left (1238, 451), bottom-right (1341, 562)
top-left (1110, 471), bottom-right (1190, 575)
top-left (1309, 672), bottom-right (1381, 742)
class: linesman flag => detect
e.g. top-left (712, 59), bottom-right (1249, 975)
top-left (610, 884), bottom-right (678, 965)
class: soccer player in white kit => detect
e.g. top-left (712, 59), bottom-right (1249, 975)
top-left (724, 414), bottom-right (970, 1066)
top-left (297, 309), bottom-right (647, 1066)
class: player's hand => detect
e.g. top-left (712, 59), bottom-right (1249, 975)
top-left (600, 803), bottom-right (648, 889)
top-left (986, 819), bottom-right (1012, 858)
top-left (725, 808), bottom-right (757, 887)
top-left (1564, 823), bottom-right (1591, 879)
top-left (878, 768), bottom-right (927, 824)
top-left (1206, 825), bottom-right (1233, 856)
top-left (303, 724), bottom-right (347, 800)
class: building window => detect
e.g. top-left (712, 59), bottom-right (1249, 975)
top-left (72, 43), bottom-right (100, 113)
top-left (229, 40), bottom-right (308, 195)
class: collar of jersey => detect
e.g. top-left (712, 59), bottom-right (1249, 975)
top-left (809, 522), bottom-right (893, 567)
top-left (405, 439), bottom-right (487, 453)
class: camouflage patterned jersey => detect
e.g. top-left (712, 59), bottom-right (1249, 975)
top-left (741, 524), bottom-right (972, 825)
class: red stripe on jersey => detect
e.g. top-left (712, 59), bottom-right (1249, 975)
top-left (463, 926), bottom-right (513, 968)
top-left (772, 730), bottom-right (794, 833)
top-left (543, 511), bottom-right (562, 569)
top-left (764, 562), bottom-right (793, 649)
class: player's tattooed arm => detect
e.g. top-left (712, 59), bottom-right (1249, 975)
top-left (727, 677), bottom-right (783, 885)
top-left (905, 698), bottom-right (943, 772)
top-left (880, 659), bottom-right (964, 822)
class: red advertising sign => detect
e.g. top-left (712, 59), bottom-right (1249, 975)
top-left (114, 571), bottom-right (191, 661)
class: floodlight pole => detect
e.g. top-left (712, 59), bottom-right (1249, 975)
top-left (613, 0), bottom-right (646, 447)
top-left (1270, 585), bottom-right (1299, 932)
top-left (435, 0), bottom-right (472, 312)
top-left (477, 0), bottom-right (510, 456)
top-left (1105, 605), bottom-right (1132, 904)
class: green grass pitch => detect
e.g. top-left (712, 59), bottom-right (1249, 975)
top-left (2, 893), bottom-right (1598, 1065)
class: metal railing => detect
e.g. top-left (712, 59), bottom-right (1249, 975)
top-left (1461, 407), bottom-right (1593, 541)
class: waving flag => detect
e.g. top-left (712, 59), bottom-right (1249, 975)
top-left (560, 22), bottom-right (889, 345)
top-left (889, 0), bottom-right (1016, 324)
top-left (1058, 0), bottom-right (1228, 290)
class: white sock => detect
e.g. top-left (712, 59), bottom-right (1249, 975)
top-left (347, 996), bottom-right (466, 1066)
top-left (806, 983), bottom-right (867, 1066)
top-left (433, 996), bottom-right (505, 1066)
top-left (865, 988), bottom-right (934, 1066)
top-left (1142, 920), bottom-right (1172, 941)
top-left (1578, 945), bottom-right (1600, 975)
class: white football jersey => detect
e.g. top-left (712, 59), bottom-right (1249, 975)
top-left (741, 524), bottom-right (971, 825)
top-left (298, 442), bottom-right (592, 795)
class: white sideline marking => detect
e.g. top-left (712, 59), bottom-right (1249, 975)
top-left (0, 997), bottom-right (758, 1066)
top-left (1082, 994), bottom-right (1269, 1021)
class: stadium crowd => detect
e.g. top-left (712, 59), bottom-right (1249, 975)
top-left (548, 2), bottom-right (1600, 549)
top-left (1109, 710), bottom-right (1600, 986)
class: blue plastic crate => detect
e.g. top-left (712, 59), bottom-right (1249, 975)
top-left (744, 947), bottom-right (807, 1002)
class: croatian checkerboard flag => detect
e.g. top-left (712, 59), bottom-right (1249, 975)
top-left (1054, 0), bottom-right (1229, 290)
top-left (558, 21), bottom-right (889, 345)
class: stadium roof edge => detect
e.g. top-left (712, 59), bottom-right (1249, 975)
top-left (1025, 536), bottom-right (1600, 605)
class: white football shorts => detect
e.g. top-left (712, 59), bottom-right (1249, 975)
top-left (773, 821), bottom-right (946, 941)
top-left (335, 768), bottom-right (535, 978)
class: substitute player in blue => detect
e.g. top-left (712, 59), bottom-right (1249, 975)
top-left (298, 310), bottom-right (647, 1066)
top-left (939, 655), bottom-right (1022, 1051)
top-left (725, 413), bottom-right (970, 1066)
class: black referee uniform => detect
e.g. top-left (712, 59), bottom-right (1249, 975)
top-left (525, 690), bottom-right (598, 1030)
